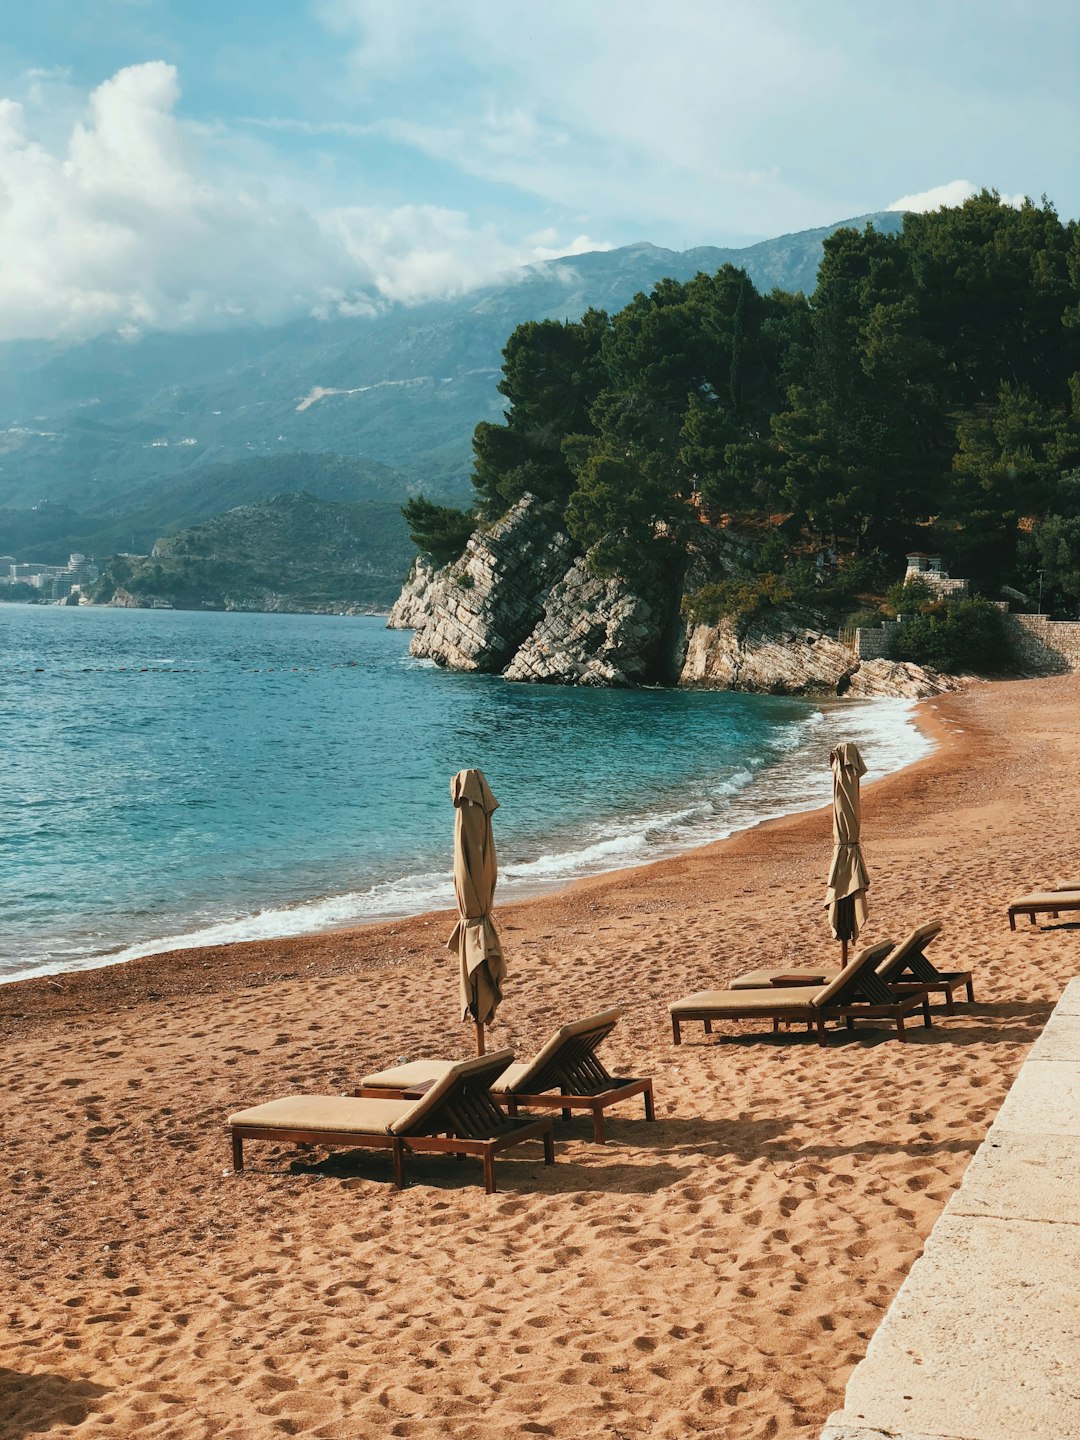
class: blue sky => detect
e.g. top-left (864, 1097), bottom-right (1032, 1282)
top-left (0, 0), bottom-right (1077, 340)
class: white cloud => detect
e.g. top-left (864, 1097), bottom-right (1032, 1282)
top-left (887, 180), bottom-right (1028, 212)
top-left (324, 0), bottom-right (853, 237)
top-left (0, 62), bottom-right (608, 341)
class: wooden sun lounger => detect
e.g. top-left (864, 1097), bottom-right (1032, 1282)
top-left (228, 1049), bottom-right (555, 1193)
top-left (729, 922), bottom-right (974, 1013)
top-left (357, 1010), bottom-right (654, 1144)
top-left (669, 940), bottom-right (934, 1046)
top-left (1007, 890), bottom-right (1080, 929)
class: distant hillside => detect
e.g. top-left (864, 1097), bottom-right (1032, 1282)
top-left (0, 213), bottom-right (904, 513)
top-left (0, 452), bottom-right (418, 565)
top-left (90, 492), bottom-right (414, 613)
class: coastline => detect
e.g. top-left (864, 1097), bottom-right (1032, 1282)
top-left (3, 688), bottom-right (936, 988)
top-left (5, 674), bottom-right (1080, 1439)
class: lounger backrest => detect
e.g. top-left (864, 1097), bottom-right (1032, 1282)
top-left (389, 1048), bottom-right (515, 1135)
top-left (877, 922), bottom-right (943, 982)
top-left (811, 940), bottom-right (896, 1008)
top-left (504, 1009), bottom-right (622, 1095)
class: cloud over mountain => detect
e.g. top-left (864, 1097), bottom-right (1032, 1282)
top-left (0, 62), bottom-right (603, 341)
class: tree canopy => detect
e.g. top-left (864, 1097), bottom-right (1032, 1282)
top-left (408, 192), bottom-right (1080, 613)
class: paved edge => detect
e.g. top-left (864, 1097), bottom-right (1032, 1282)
top-left (821, 976), bottom-right (1080, 1440)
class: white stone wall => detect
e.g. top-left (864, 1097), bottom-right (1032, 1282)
top-left (1008, 613), bottom-right (1080, 672)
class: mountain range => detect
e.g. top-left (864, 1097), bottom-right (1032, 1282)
top-left (0, 210), bottom-right (903, 605)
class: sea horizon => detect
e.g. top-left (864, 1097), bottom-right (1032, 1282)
top-left (0, 603), bottom-right (933, 986)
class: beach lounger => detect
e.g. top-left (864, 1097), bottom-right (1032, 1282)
top-left (357, 1010), bottom-right (654, 1144)
top-left (228, 1049), bottom-right (554, 1193)
top-left (730, 922), bottom-right (974, 1013)
top-left (669, 940), bottom-right (933, 1046)
top-left (1007, 890), bottom-right (1080, 929)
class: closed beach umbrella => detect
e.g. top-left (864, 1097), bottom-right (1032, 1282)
top-left (824, 742), bottom-right (870, 963)
top-left (447, 768), bottom-right (506, 1055)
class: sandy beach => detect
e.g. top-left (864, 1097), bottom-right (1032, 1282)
top-left (2, 674), bottom-right (1078, 1440)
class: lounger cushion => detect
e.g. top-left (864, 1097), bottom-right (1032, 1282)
top-left (669, 988), bottom-right (815, 1015)
top-left (359, 1060), bottom-right (458, 1089)
top-left (812, 940), bottom-right (895, 1006)
top-left (389, 1048), bottom-right (515, 1134)
top-left (363, 1013), bottom-right (623, 1099)
top-left (1010, 891), bottom-right (1080, 907)
top-left (730, 967), bottom-right (831, 989)
top-left (490, 1062), bottom-right (531, 1092)
top-left (506, 1009), bottom-right (621, 1092)
top-left (229, 1095), bottom-right (411, 1134)
top-left (878, 921), bottom-right (942, 977)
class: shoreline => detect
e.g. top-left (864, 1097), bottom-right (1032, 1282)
top-left (4, 674), bottom-right (1080, 1439)
top-left (3, 690), bottom-right (938, 993)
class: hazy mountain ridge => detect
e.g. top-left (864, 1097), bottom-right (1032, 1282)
top-left (0, 213), bottom-right (902, 513)
top-left (90, 491), bottom-right (415, 613)
top-left (0, 453), bottom-right (416, 566)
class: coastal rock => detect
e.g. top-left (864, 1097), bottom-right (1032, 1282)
top-left (679, 611), bottom-right (956, 697)
top-left (401, 495), bottom-right (577, 673)
top-left (843, 658), bottom-right (959, 698)
top-left (504, 557), bottom-right (664, 686)
top-left (386, 555), bottom-right (440, 630)
top-left (680, 612), bottom-right (853, 693)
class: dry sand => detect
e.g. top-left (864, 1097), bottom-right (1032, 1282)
top-left (2, 674), bottom-right (1079, 1440)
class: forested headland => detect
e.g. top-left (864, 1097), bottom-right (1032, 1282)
top-left (405, 193), bottom-right (1080, 663)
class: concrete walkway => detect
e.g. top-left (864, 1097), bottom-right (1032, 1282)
top-left (822, 977), bottom-right (1080, 1440)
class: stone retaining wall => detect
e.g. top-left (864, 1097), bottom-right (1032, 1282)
top-left (1008, 612), bottom-right (1080, 672)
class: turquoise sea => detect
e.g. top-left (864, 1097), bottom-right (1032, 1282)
top-left (0, 605), bottom-right (931, 984)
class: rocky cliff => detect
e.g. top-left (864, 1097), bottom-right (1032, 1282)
top-left (680, 611), bottom-right (955, 697)
top-left (389, 497), bottom-right (954, 697)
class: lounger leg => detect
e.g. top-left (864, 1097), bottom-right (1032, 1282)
top-left (703, 1018), bottom-right (712, 1035)
top-left (922, 994), bottom-right (933, 1028)
top-left (644, 1083), bottom-right (655, 1122)
top-left (773, 1018), bottom-right (780, 1034)
top-left (895, 1013), bottom-right (906, 1042)
top-left (231, 1132), bottom-right (243, 1172)
top-left (944, 985), bottom-right (956, 1016)
top-left (671, 1017), bottom-right (682, 1045)
top-left (391, 1138), bottom-right (405, 1189)
top-left (543, 1129), bottom-right (555, 1167)
top-left (591, 1105), bottom-right (606, 1145)
top-left (1008, 911), bottom-right (1016, 930)
top-left (560, 1089), bottom-right (573, 1125)
top-left (845, 1016), bottom-right (855, 1030)
top-left (505, 1096), bottom-right (519, 1118)
top-left (966, 979), bottom-right (975, 1003)
top-left (483, 1152), bottom-right (496, 1195)
top-left (816, 1014), bottom-right (827, 1046)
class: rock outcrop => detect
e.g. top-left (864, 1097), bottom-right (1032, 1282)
top-left (504, 558), bottom-right (665, 686)
top-left (388, 506), bottom-right (959, 698)
top-left (391, 496), bottom-right (576, 672)
top-left (678, 610), bottom-right (955, 697)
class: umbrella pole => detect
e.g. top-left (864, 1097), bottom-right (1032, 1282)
top-left (475, 1018), bottom-right (485, 1056)
top-left (841, 937), bottom-right (849, 966)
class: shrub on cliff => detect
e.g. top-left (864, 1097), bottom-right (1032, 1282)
top-left (890, 596), bottom-right (1013, 674)
top-left (683, 572), bottom-right (793, 626)
top-left (402, 497), bottom-right (476, 567)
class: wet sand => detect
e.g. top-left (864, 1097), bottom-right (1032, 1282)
top-left (2, 675), bottom-right (1078, 1439)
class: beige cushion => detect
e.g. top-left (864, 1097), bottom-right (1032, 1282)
top-left (877, 921), bottom-right (942, 977)
top-left (812, 940), bottom-right (895, 1006)
top-left (1011, 891), bottom-right (1080, 907)
top-left (389, 1048), bottom-right (515, 1134)
top-left (504, 1009), bottom-right (621, 1092)
top-left (229, 1095), bottom-right (410, 1134)
top-left (730, 967), bottom-right (832, 990)
top-left (359, 1060), bottom-right (458, 1088)
top-left (490, 1062), bottom-right (531, 1093)
top-left (669, 988), bottom-right (816, 1015)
